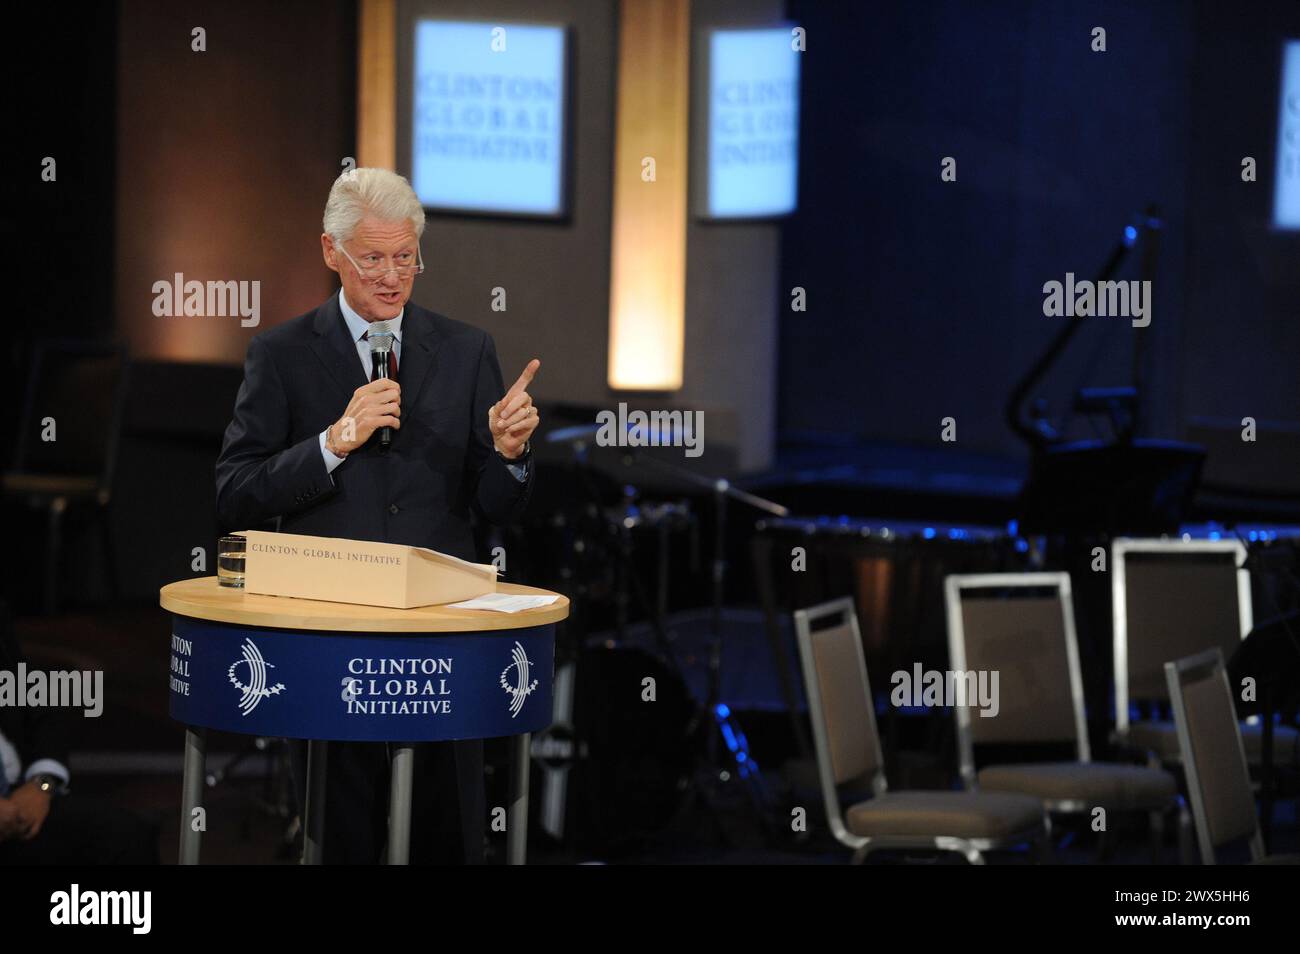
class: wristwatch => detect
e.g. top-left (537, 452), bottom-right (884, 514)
top-left (30, 773), bottom-right (64, 796)
top-left (498, 441), bottom-right (531, 463)
top-left (326, 422), bottom-right (350, 459)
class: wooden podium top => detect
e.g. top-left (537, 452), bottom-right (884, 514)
top-left (160, 577), bottom-right (569, 633)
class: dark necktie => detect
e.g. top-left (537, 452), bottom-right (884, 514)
top-left (361, 330), bottom-right (397, 380)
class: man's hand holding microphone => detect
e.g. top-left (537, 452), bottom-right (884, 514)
top-left (325, 378), bottom-right (401, 458)
top-left (325, 358), bottom-right (541, 460)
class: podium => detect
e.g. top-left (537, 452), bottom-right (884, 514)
top-left (160, 577), bottom-right (568, 865)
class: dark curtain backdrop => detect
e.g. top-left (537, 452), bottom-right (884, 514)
top-left (779, 0), bottom-right (1300, 494)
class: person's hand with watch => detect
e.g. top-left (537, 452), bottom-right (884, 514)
top-left (8, 774), bottom-right (61, 840)
top-left (488, 359), bottom-right (541, 461)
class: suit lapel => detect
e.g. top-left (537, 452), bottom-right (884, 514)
top-left (395, 306), bottom-right (441, 408)
top-left (310, 295), bottom-right (444, 419)
top-left (310, 294), bottom-right (368, 394)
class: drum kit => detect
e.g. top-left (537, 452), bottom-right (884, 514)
top-left (520, 418), bottom-right (790, 854)
top-left (520, 418), bottom-right (1035, 855)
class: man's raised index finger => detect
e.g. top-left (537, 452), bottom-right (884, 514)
top-left (506, 358), bottom-right (541, 397)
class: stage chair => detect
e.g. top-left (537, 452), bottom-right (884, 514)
top-left (1111, 537), bottom-right (1297, 769)
top-left (793, 596), bottom-right (1046, 864)
top-left (944, 572), bottom-right (1181, 860)
top-left (2, 339), bottom-right (128, 613)
top-left (1165, 648), bottom-right (1300, 864)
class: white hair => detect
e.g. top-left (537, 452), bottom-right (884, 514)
top-left (322, 167), bottom-right (426, 242)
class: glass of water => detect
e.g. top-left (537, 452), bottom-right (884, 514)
top-left (217, 535), bottom-right (246, 588)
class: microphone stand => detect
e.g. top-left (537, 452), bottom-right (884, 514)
top-left (620, 445), bottom-right (789, 836)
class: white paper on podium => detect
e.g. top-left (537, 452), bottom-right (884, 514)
top-left (448, 593), bottom-right (560, 613)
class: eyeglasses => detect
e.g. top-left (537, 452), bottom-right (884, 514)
top-left (335, 242), bottom-right (425, 282)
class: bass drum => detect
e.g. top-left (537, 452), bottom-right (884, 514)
top-left (569, 646), bottom-right (696, 856)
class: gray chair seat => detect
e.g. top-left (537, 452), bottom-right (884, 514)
top-left (845, 790), bottom-right (1043, 840)
top-left (1251, 853), bottom-right (1300, 865)
top-left (978, 761), bottom-right (1176, 810)
top-left (1128, 720), bottom-right (1299, 765)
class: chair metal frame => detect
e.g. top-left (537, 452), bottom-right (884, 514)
top-left (945, 572), bottom-right (1093, 812)
top-left (794, 595), bottom-right (1045, 864)
top-left (7, 339), bottom-right (130, 612)
top-left (1164, 648), bottom-right (1266, 864)
top-left (12, 338), bottom-right (130, 493)
top-left (944, 569), bottom-right (1183, 860)
top-left (1112, 538), bottom-right (1252, 739)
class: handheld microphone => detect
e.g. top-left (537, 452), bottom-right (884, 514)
top-left (368, 322), bottom-right (395, 450)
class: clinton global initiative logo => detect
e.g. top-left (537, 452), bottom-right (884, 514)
top-left (228, 638), bottom-right (286, 716)
top-left (500, 641), bottom-right (538, 718)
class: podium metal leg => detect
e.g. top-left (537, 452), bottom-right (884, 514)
top-left (302, 740), bottom-right (328, 865)
top-left (507, 732), bottom-right (531, 865)
top-left (388, 745), bottom-right (415, 865)
top-left (179, 727), bottom-right (206, 865)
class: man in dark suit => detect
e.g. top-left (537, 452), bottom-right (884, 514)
top-left (215, 168), bottom-right (541, 864)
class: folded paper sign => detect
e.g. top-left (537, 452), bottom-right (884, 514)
top-left (240, 530), bottom-right (498, 609)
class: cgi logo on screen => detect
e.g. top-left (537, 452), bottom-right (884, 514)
top-left (1273, 40), bottom-right (1300, 228)
top-left (412, 21), bottom-right (567, 216)
top-left (706, 26), bottom-right (801, 219)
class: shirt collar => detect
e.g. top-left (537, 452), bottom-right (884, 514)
top-left (338, 289), bottom-right (404, 344)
